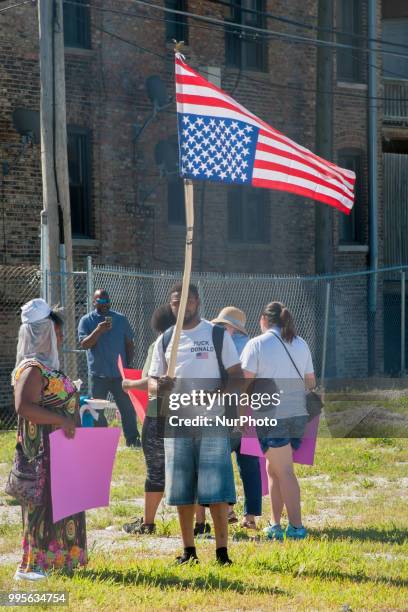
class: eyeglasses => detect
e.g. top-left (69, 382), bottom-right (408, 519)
top-left (95, 298), bottom-right (110, 304)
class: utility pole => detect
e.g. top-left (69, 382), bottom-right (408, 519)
top-left (54, 0), bottom-right (74, 288)
top-left (38, 0), bottom-right (60, 305)
top-left (53, 0), bottom-right (77, 377)
top-left (38, 0), bottom-right (77, 376)
top-left (315, 0), bottom-right (334, 275)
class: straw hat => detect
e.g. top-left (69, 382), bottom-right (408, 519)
top-left (212, 306), bottom-right (247, 335)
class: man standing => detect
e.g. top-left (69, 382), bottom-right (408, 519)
top-left (148, 283), bottom-right (242, 564)
top-left (78, 289), bottom-right (140, 447)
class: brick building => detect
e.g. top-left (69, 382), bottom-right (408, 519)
top-left (1, 0), bottom-right (408, 423)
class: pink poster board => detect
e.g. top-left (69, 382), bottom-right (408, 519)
top-left (117, 355), bottom-right (148, 424)
top-left (241, 417), bottom-right (319, 465)
top-left (50, 428), bottom-right (120, 523)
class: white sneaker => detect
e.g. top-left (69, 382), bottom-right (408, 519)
top-left (14, 569), bottom-right (48, 581)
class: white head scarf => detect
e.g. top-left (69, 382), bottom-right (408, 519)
top-left (12, 300), bottom-right (60, 385)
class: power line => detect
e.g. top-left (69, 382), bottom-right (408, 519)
top-left (69, 4), bottom-right (408, 105)
top-left (0, 0), bottom-right (33, 14)
top-left (131, 0), bottom-right (408, 62)
top-left (63, 0), bottom-right (408, 84)
top-left (206, 0), bottom-right (408, 54)
top-left (63, 0), bottom-right (408, 61)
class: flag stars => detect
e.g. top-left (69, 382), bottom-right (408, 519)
top-left (177, 114), bottom-right (257, 184)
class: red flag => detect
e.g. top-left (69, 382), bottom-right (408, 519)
top-left (117, 355), bottom-right (147, 424)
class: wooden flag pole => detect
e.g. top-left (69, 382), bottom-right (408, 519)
top-left (167, 179), bottom-right (194, 378)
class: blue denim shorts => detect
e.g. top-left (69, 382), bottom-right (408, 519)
top-left (164, 436), bottom-right (236, 506)
top-left (258, 416), bottom-right (308, 453)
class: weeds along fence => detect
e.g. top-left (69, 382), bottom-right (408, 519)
top-left (1, 260), bottom-right (408, 428)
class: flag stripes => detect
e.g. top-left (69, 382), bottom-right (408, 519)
top-left (175, 56), bottom-right (355, 214)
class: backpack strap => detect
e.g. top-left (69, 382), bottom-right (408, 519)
top-left (161, 323), bottom-right (227, 383)
top-left (212, 324), bottom-right (227, 384)
top-left (161, 325), bottom-right (175, 360)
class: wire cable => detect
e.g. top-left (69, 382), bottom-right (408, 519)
top-left (0, 0), bottom-right (33, 14)
top-left (206, 0), bottom-right (408, 54)
top-left (78, 7), bottom-right (408, 105)
top-left (63, 0), bottom-right (408, 62)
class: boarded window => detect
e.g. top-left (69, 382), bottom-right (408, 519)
top-left (67, 128), bottom-right (92, 238)
top-left (338, 150), bottom-right (364, 244)
top-left (165, 0), bottom-right (188, 44)
top-left (337, 0), bottom-right (364, 82)
top-left (382, 19), bottom-right (408, 79)
top-left (63, 0), bottom-right (91, 49)
top-left (228, 186), bottom-right (269, 243)
top-left (225, 0), bottom-right (267, 71)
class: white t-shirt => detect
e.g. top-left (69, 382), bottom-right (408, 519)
top-left (241, 327), bottom-right (314, 418)
top-left (149, 319), bottom-right (240, 415)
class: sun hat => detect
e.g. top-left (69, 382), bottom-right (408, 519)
top-left (212, 306), bottom-right (247, 335)
top-left (21, 298), bottom-right (51, 324)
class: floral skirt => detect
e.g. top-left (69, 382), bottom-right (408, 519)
top-left (19, 498), bottom-right (87, 573)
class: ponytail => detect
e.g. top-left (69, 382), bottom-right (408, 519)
top-left (263, 301), bottom-right (296, 343)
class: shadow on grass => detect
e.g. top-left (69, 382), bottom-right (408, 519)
top-left (254, 559), bottom-right (408, 589)
top-left (78, 567), bottom-right (286, 595)
top-left (313, 526), bottom-right (408, 545)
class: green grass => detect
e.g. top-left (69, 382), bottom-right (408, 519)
top-left (1, 430), bottom-right (408, 610)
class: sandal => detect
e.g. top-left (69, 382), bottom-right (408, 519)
top-left (228, 509), bottom-right (238, 524)
top-left (241, 517), bottom-right (257, 530)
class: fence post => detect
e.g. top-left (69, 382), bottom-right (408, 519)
top-left (86, 256), bottom-right (94, 312)
top-left (401, 270), bottom-right (406, 375)
top-left (59, 244), bottom-right (68, 373)
top-left (321, 281), bottom-right (331, 389)
top-left (86, 256), bottom-right (93, 395)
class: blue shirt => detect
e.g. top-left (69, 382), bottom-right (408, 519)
top-left (231, 331), bottom-right (249, 357)
top-left (78, 310), bottom-right (134, 378)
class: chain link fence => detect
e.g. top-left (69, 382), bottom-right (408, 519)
top-left (1, 261), bottom-right (408, 429)
top-left (0, 265), bottom-right (41, 429)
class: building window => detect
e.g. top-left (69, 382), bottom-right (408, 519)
top-left (382, 19), bottom-right (408, 79)
top-left (336, 0), bottom-right (364, 83)
top-left (168, 178), bottom-right (185, 225)
top-left (67, 128), bottom-right (92, 238)
top-left (165, 0), bottom-right (188, 44)
top-left (63, 0), bottom-right (91, 49)
top-left (225, 0), bottom-right (267, 71)
top-left (338, 150), bottom-right (364, 244)
top-left (228, 186), bottom-right (269, 243)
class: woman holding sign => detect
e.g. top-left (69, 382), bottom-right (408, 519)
top-left (241, 302), bottom-right (316, 541)
top-left (7, 299), bottom-right (87, 581)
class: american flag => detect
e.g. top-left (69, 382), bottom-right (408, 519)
top-left (175, 56), bottom-right (355, 215)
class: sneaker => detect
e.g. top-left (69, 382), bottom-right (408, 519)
top-left (175, 552), bottom-right (199, 565)
top-left (194, 522), bottom-right (211, 537)
top-left (126, 438), bottom-right (142, 449)
top-left (285, 524), bottom-right (308, 540)
top-left (216, 555), bottom-right (233, 566)
top-left (263, 523), bottom-right (284, 541)
top-left (14, 569), bottom-right (47, 581)
top-left (122, 517), bottom-right (156, 534)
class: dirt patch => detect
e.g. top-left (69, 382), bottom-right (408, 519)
top-left (0, 506), bottom-right (20, 524)
top-left (88, 528), bottom-right (181, 555)
top-left (307, 508), bottom-right (345, 526)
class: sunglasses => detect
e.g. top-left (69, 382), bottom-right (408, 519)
top-left (95, 298), bottom-right (110, 304)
